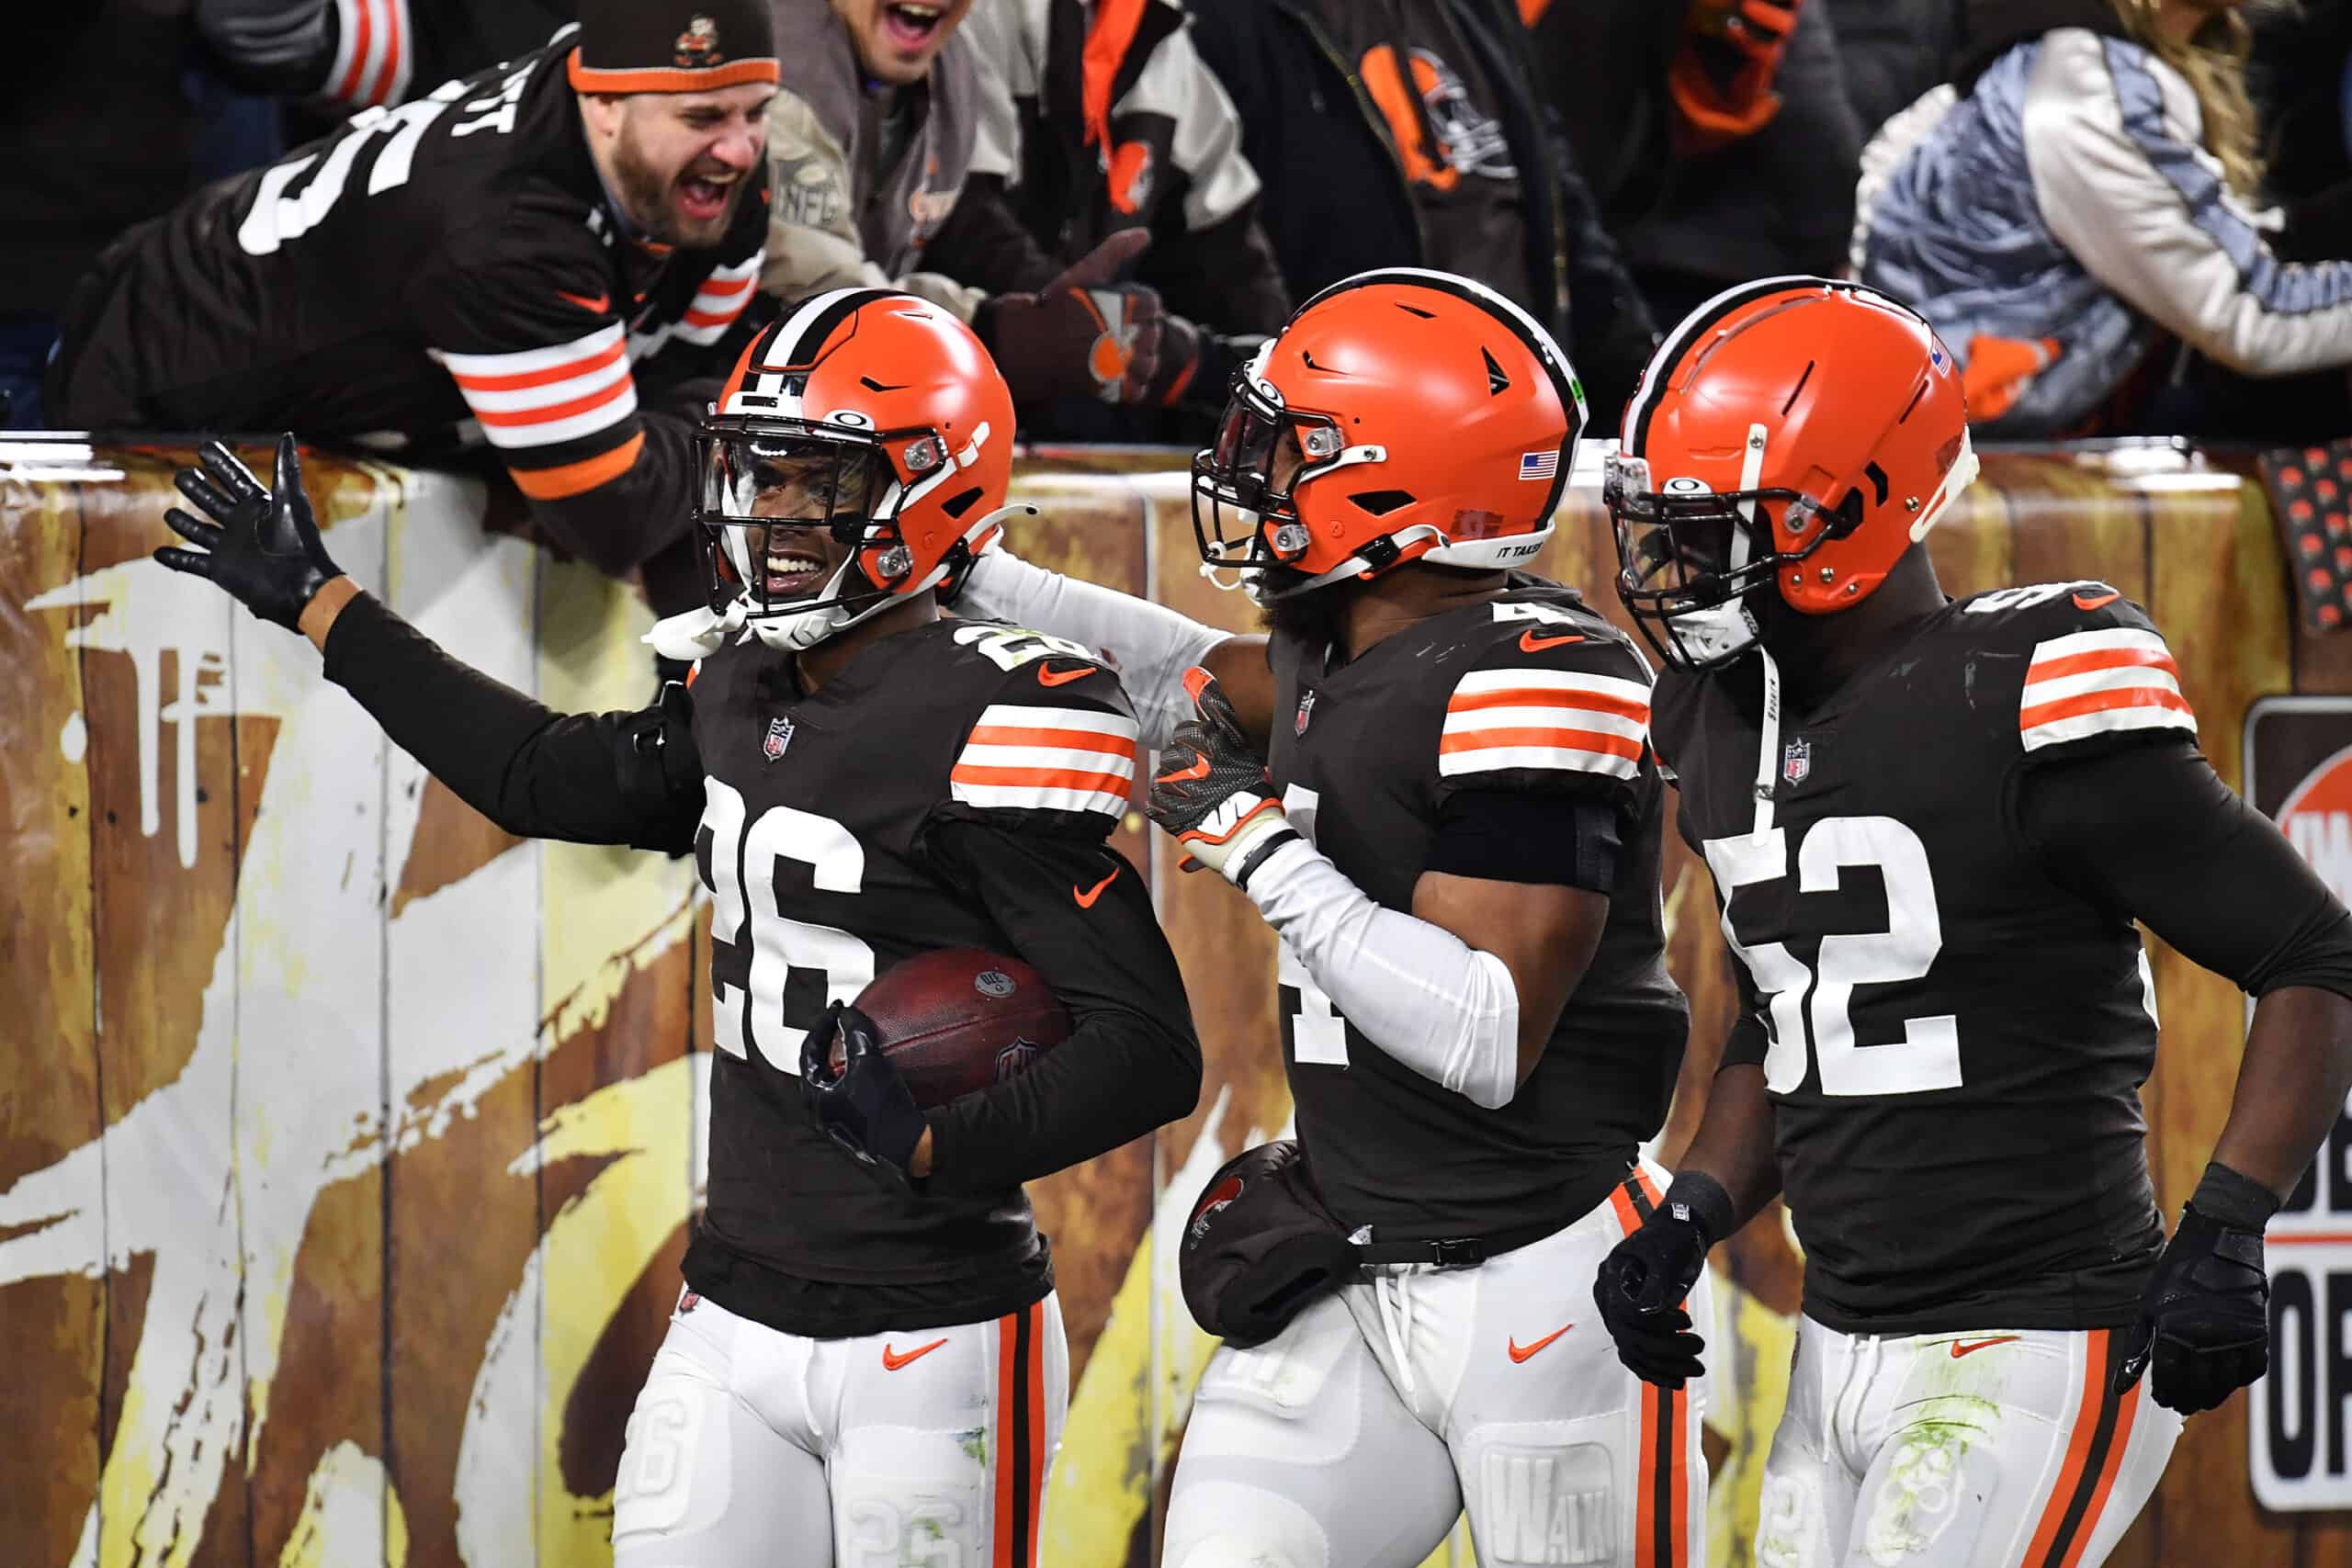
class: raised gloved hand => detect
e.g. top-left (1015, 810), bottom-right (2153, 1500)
top-left (154, 434), bottom-right (343, 630)
top-left (1671, 0), bottom-right (1800, 146)
top-left (798, 1001), bottom-right (928, 1181)
top-left (2117, 1162), bottom-right (2276, 1414)
top-left (980, 230), bottom-right (1167, 405)
top-left (1147, 668), bottom-right (1296, 888)
top-left (1592, 1173), bottom-right (1730, 1388)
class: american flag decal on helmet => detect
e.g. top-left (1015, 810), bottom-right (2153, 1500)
top-left (1519, 449), bottom-right (1559, 482)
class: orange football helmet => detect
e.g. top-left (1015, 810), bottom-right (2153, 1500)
top-left (1607, 276), bottom-right (1978, 669)
top-left (695, 288), bottom-right (1016, 649)
top-left (1191, 268), bottom-right (1586, 600)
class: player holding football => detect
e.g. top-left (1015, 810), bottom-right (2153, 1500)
top-left (952, 267), bottom-right (1704, 1566)
top-left (151, 290), bottom-right (1202, 1566)
top-left (1593, 276), bottom-right (2352, 1567)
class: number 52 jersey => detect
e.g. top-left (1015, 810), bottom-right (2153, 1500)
top-left (1652, 584), bottom-right (2197, 1336)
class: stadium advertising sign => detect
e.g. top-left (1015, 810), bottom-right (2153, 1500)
top-left (2246, 697), bottom-right (2352, 1510)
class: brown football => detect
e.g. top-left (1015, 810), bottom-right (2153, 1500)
top-left (834, 949), bottom-right (1071, 1109)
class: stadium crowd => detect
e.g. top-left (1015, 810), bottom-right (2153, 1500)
top-left (12, 0), bottom-right (2352, 477)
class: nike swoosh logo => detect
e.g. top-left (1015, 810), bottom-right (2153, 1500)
top-left (1949, 1335), bottom-right (2022, 1359)
top-left (1508, 1325), bottom-right (1573, 1363)
top-left (2073, 590), bottom-right (2120, 612)
top-left (555, 288), bottom-right (612, 314)
top-left (1037, 661), bottom-right (1094, 687)
top-left (1155, 755), bottom-right (1211, 785)
top-left (1520, 628), bottom-right (1587, 653)
top-left (1073, 867), bottom-right (1120, 908)
top-left (882, 1337), bottom-right (950, 1371)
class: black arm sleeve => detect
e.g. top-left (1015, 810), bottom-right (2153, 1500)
top-left (2018, 739), bottom-right (2352, 1000)
top-left (1424, 789), bottom-right (1624, 891)
top-left (916, 818), bottom-right (1203, 1191)
top-left (320, 592), bottom-right (707, 852)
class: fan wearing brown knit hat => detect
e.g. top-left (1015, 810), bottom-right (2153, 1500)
top-left (48, 0), bottom-right (779, 619)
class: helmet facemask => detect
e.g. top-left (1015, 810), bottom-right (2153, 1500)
top-left (695, 418), bottom-right (945, 651)
top-left (1605, 449), bottom-right (1861, 671)
top-left (1190, 366), bottom-right (1374, 605)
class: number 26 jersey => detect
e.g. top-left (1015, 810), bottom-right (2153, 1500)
top-left (682, 616), bottom-right (1148, 1334)
top-left (1652, 585), bottom-right (2194, 1335)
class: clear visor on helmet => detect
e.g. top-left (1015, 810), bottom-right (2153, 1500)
top-left (1605, 449), bottom-right (1833, 670)
top-left (1190, 373), bottom-right (1347, 581)
top-left (695, 423), bottom-right (899, 619)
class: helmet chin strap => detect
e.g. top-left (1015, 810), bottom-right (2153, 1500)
top-left (1673, 598), bottom-right (1762, 665)
top-left (748, 556), bottom-right (869, 651)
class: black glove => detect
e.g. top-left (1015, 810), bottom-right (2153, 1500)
top-left (798, 1001), bottom-right (928, 1181)
top-left (979, 230), bottom-right (1166, 406)
top-left (155, 434), bottom-right (341, 630)
top-left (2117, 1162), bottom-right (2277, 1414)
top-left (1592, 1172), bottom-right (1731, 1388)
top-left (1146, 668), bottom-right (1296, 888)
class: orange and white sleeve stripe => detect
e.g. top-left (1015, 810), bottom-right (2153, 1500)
top-left (1440, 669), bottom-right (1650, 782)
top-left (437, 323), bottom-right (638, 452)
top-left (950, 704), bottom-right (1139, 818)
top-left (676, 254), bottom-right (764, 345)
top-left (324, 0), bottom-right (413, 110)
top-left (2019, 628), bottom-right (2196, 752)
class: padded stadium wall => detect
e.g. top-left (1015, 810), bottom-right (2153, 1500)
top-left (0, 438), bottom-right (2333, 1566)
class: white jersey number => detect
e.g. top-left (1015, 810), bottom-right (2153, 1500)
top-left (699, 780), bottom-right (876, 1074)
top-left (1703, 815), bottom-right (1961, 1097)
top-left (234, 65), bottom-right (525, 256)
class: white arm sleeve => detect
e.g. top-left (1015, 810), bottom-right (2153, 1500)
top-left (2025, 29), bottom-right (2352, 376)
top-left (1245, 837), bottom-right (1523, 1111)
top-left (956, 546), bottom-right (1230, 749)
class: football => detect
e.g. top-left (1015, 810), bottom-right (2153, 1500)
top-left (836, 948), bottom-right (1072, 1109)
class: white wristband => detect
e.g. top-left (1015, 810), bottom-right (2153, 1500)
top-left (1245, 839), bottom-right (1523, 1110)
top-left (958, 547), bottom-right (1229, 750)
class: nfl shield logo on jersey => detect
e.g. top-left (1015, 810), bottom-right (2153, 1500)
top-left (763, 716), bottom-right (795, 762)
top-left (1782, 738), bottom-right (1812, 785)
top-left (1295, 690), bottom-right (1317, 737)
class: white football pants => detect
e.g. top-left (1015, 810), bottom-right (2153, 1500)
top-left (611, 1287), bottom-right (1067, 1567)
top-left (1165, 1163), bottom-right (1712, 1568)
top-left (1754, 1317), bottom-right (2183, 1567)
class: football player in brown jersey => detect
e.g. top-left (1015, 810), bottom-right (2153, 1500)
top-left (955, 267), bottom-right (1704, 1567)
top-left (153, 288), bottom-right (1202, 1566)
top-left (1597, 276), bottom-right (2352, 1568)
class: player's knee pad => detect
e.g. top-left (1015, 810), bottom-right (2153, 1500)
top-left (1164, 1480), bottom-right (1329, 1568)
